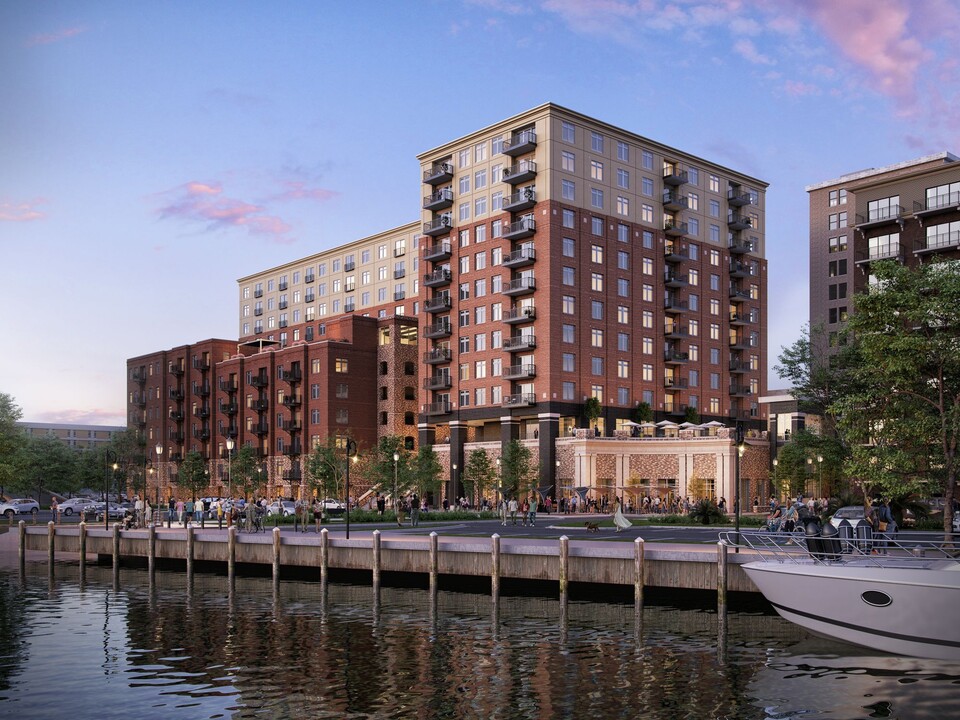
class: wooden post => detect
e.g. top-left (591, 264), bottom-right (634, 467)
top-left (227, 525), bottom-right (236, 588)
top-left (717, 540), bottom-right (728, 617)
top-left (112, 523), bottom-right (121, 580)
top-left (148, 524), bottom-right (156, 577)
top-left (320, 527), bottom-right (330, 585)
top-left (634, 536), bottom-right (645, 615)
top-left (47, 521), bottom-right (56, 570)
top-left (18, 520), bottom-right (26, 573)
top-left (272, 527), bottom-right (281, 585)
top-left (372, 530), bottom-right (381, 588)
top-left (429, 532), bottom-right (438, 594)
top-left (559, 535), bottom-right (570, 600)
top-left (490, 534), bottom-right (501, 601)
top-left (78, 522), bottom-right (87, 580)
top-left (186, 525), bottom-right (194, 579)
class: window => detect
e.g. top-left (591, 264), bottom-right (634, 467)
top-left (562, 209), bottom-right (575, 228)
top-left (562, 295), bottom-right (575, 314)
top-left (642, 283), bottom-right (653, 302)
top-left (591, 356), bottom-right (604, 374)
top-left (641, 177), bottom-right (653, 196)
top-left (591, 160), bottom-right (603, 181)
top-left (591, 300), bottom-right (604, 320)
top-left (562, 179), bottom-right (575, 200)
top-left (336, 383), bottom-right (349, 399)
top-left (829, 188), bottom-right (847, 206)
top-left (867, 195), bottom-right (900, 222)
top-left (562, 353), bottom-right (575, 372)
top-left (829, 235), bottom-right (848, 253)
top-left (617, 278), bottom-right (629, 297)
top-left (474, 196), bottom-right (487, 216)
top-left (562, 382), bottom-right (576, 400)
top-left (562, 237), bottom-right (575, 257)
top-left (641, 204), bottom-right (653, 223)
top-left (829, 212), bottom-right (848, 230)
top-left (562, 121), bottom-right (575, 143)
top-left (616, 196), bottom-right (629, 216)
top-left (709, 175), bottom-right (720, 193)
top-left (563, 324), bottom-right (575, 343)
top-left (335, 358), bottom-right (348, 373)
top-left (591, 188), bottom-right (604, 209)
top-left (618, 332), bottom-right (629, 351)
top-left (642, 310), bottom-right (653, 328)
top-left (617, 305), bottom-right (629, 323)
top-left (591, 244), bottom-right (604, 264)
top-left (591, 273), bottom-right (603, 291)
top-left (618, 224), bottom-right (629, 242)
top-left (562, 266), bottom-right (575, 286)
top-left (459, 148), bottom-right (470, 168)
top-left (617, 250), bottom-right (629, 270)
top-left (642, 150), bottom-right (653, 170)
top-left (591, 132), bottom-right (604, 153)
top-left (617, 141), bottom-right (629, 161)
top-left (617, 168), bottom-right (629, 189)
top-left (642, 257), bottom-right (653, 275)
top-left (642, 364), bottom-right (653, 382)
top-left (475, 142), bottom-right (487, 163)
top-left (591, 217), bottom-right (604, 235)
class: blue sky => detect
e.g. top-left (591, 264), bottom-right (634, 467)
top-left (3, 0), bottom-right (959, 425)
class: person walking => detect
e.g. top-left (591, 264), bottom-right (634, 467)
top-left (508, 497), bottom-right (519, 525)
top-left (376, 494), bottom-right (385, 518)
top-left (521, 498), bottom-right (529, 526)
top-left (612, 496), bottom-right (632, 532)
top-left (184, 498), bottom-right (193, 527)
top-left (529, 494), bottom-right (538, 527)
top-left (313, 498), bottom-right (323, 532)
top-left (410, 493), bottom-right (420, 527)
top-left (51, 497), bottom-right (59, 525)
top-left (176, 498), bottom-right (185, 526)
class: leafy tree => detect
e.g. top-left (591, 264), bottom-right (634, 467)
top-left (583, 396), bottom-right (602, 429)
top-left (111, 429), bottom-right (148, 500)
top-left (175, 450), bottom-right (210, 501)
top-left (839, 259), bottom-right (960, 535)
top-left (500, 439), bottom-right (536, 500)
top-left (363, 435), bottom-right (413, 500)
top-left (462, 448), bottom-right (496, 506)
top-left (684, 406), bottom-right (700, 425)
top-left (0, 392), bottom-right (24, 495)
top-left (410, 444), bottom-right (442, 499)
top-left (232, 444), bottom-right (266, 502)
top-left (10, 435), bottom-right (76, 502)
top-left (633, 402), bottom-right (653, 423)
top-left (305, 436), bottom-right (348, 502)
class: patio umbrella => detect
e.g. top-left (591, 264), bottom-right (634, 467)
top-left (656, 420), bottom-right (679, 427)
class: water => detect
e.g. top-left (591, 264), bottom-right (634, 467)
top-left (1, 562), bottom-right (959, 719)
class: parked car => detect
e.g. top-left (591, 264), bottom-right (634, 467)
top-left (94, 503), bottom-right (131, 521)
top-left (0, 498), bottom-right (40, 518)
top-left (267, 500), bottom-right (296, 516)
top-left (322, 498), bottom-right (345, 514)
top-left (828, 505), bottom-right (870, 530)
top-left (57, 498), bottom-right (97, 516)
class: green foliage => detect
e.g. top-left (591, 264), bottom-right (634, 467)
top-left (633, 402), bottom-right (653, 423)
top-left (410, 445), bottom-right (443, 497)
top-left (363, 435), bottom-right (413, 499)
top-left (583, 396), bottom-right (602, 424)
top-left (461, 449), bottom-right (496, 506)
top-left (175, 450), bottom-right (209, 500)
top-left (0, 392), bottom-right (24, 492)
top-left (231, 444), bottom-right (265, 501)
top-left (500, 440), bottom-right (536, 499)
top-left (687, 498), bottom-right (725, 525)
top-left (304, 436), bottom-right (354, 501)
top-left (10, 435), bottom-right (77, 501)
top-left (684, 406), bottom-right (700, 425)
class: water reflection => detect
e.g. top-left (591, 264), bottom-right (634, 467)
top-left (0, 561), bottom-right (957, 720)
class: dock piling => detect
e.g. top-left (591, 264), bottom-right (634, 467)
top-left (491, 534), bottom-right (501, 602)
top-left (272, 527), bottom-right (281, 585)
top-left (47, 521), bottom-right (55, 570)
top-left (227, 525), bottom-right (236, 587)
top-left (372, 530), bottom-right (381, 588)
top-left (429, 532), bottom-right (438, 594)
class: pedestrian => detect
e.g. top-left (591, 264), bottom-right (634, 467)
top-left (313, 498), bottom-right (323, 531)
top-left (194, 498), bottom-right (203, 524)
top-left (51, 497), bottom-right (59, 525)
top-left (500, 498), bottom-right (508, 526)
top-left (184, 498), bottom-right (193, 527)
top-left (215, 499), bottom-right (223, 530)
top-left (177, 498), bottom-right (186, 526)
top-left (508, 497), bottom-right (518, 525)
top-left (134, 496), bottom-right (143, 527)
top-left (529, 495), bottom-right (538, 526)
top-left (396, 497), bottom-right (406, 527)
top-left (376, 494), bottom-right (385, 518)
top-left (145, 500), bottom-right (153, 526)
top-left (411, 493), bottom-right (420, 527)
top-left (521, 498), bottom-right (529, 526)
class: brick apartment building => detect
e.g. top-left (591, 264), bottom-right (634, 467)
top-left (808, 151), bottom-right (960, 352)
top-left (129, 103), bottom-right (771, 507)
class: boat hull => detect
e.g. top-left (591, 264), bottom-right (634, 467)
top-left (743, 561), bottom-right (960, 661)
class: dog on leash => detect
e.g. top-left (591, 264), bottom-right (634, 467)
top-left (584, 521), bottom-right (600, 533)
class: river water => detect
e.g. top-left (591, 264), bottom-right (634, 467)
top-left (2, 558), bottom-right (958, 719)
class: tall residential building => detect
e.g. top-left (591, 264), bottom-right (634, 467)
top-left (417, 104), bottom-right (768, 497)
top-left (129, 103), bottom-right (772, 506)
top-left (807, 152), bottom-right (960, 351)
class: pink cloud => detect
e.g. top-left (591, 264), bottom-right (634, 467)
top-left (734, 38), bottom-right (774, 65)
top-left (157, 182), bottom-right (293, 243)
top-left (33, 408), bottom-right (125, 426)
top-left (26, 26), bottom-right (86, 47)
top-left (783, 80), bottom-right (820, 97)
top-left (271, 181), bottom-right (338, 203)
top-left (0, 199), bottom-right (46, 222)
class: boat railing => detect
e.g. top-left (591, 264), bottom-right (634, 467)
top-left (720, 529), bottom-right (960, 567)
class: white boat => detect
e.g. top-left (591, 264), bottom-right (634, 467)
top-left (724, 530), bottom-right (960, 661)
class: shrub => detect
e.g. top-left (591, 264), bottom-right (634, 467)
top-left (688, 499), bottom-right (725, 525)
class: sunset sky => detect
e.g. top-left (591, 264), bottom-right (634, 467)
top-left (3, 0), bottom-right (959, 425)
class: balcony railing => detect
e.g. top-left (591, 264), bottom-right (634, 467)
top-left (219, 379), bottom-right (238, 393)
top-left (281, 368), bottom-right (302, 383)
top-left (662, 166), bottom-right (688, 185)
top-left (664, 350), bottom-right (689, 364)
top-left (664, 242), bottom-right (688, 263)
top-left (250, 374), bottom-right (269, 388)
top-left (729, 237), bottom-right (753, 254)
top-left (423, 162), bottom-right (454, 185)
top-left (502, 393), bottom-right (536, 408)
top-left (662, 191), bottom-right (688, 211)
top-left (727, 213), bottom-right (753, 231)
top-left (423, 348), bottom-right (452, 364)
top-left (423, 268), bottom-right (452, 287)
top-left (664, 221), bottom-right (688, 237)
top-left (252, 399), bottom-right (269, 412)
top-left (919, 230), bottom-right (960, 253)
top-left (423, 187), bottom-right (454, 211)
top-left (424, 295), bottom-right (452, 313)
top-left (856, 205), bottom-right (905, 227)
top-left (728, 188), bottom-right (753, 207)
top-left (503, 335), bottom-right (537, 351)
top-left (423, 375), bottom-right (452, 390)
top-left (503, 305), bottom-right (536, 324)
top-left (423, 241), bottom-right (452, 262)
top-left (502, 277), bottom-right (536, 296)
top-left (281, 395), bottom-right (302, 408)
top-left (502, 129), bottom-right (537, 156)
top-left (502, 160), bottom-right (537, 184)
top-left (423, 321), bottom-right (452, 339)
top-left (423, 402), bottom-right (452, 416)
top-left (503, 364), bottom-right (536, 380)
top-left (502, 247), bottom-right (536, 267)
top-left (502, 188), bottom-right (536, 212)
top-left (423, 215), bottom-right (453, 237)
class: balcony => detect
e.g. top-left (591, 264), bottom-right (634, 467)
top-left (169, 363), bottom-right (185, 377)
top-left (168, 410), bottom-right (184, 422)
top-left (917, 229), bottom-right (960, 254)
top-left (664, 377), bottom-right (688, 389)
top-left (664, 221), bottom-right (688, 237)
top-left (662, 191), bottom-right (688, 212)
top-left (344, 261), bottom-right (356, 272)
top-left (224, 425), bottom-right (239, 438)
top-left (423, 187), bottom-right (454, 211)
top-left (664, 272), bottom-right (688, 288)
top-left (729, 359), bottom-right (750, 374)
top-left (281, 419), bottom-right (301, 432)
top-left (915, 192), bottom-right (960, 219)
top-left (253, 422), bottom-right (270, 437)
top-left (254, 307), bottom-right (263, 316)
top-left (664, 349), bottom-right (689, 364)
top-left (393, 268), bottom-right (406, 280)
top-left (169, 432), bottom-right (184, 444)
top-left (281, 368), bottom-right (302, 383)
top-left (855, 242), bottom-right (905, 265)
top-left (393, 291), bottom-right (406, 301)
top-left (729, 285), bottom-right (751, 301)
top-left (283, 443), bottom-right (303, 457)
top-left (423, 215), bottom-right (453, 237)
top-left (192, 383), bottom-right (211, 397)
top-left (503, 217), bottom-right (536, 241)
top-left (423, 268), bottom-right (452, 288)
top-left (729, 260), bottom-right (752, 278)
top-left (663, 166), bottom-right (688, 186)
top-left (423, 401), bottom-right (452, 416)
top-left (502, 129), bottom-right (537, 156)
top-left (131, 368), bottom-right (146, 384)
top-left (281, 395), bottom-right (302, 408)
top-left (192, 358), bottom-right (210, 371)
top-left (278, 300), bottom-right (288, 310)
top-left (424, 295), bottom-right (452, 313)
top-left (502, 246), bottom-right (536, 268)
top-left (279, 320), bottom-right (288, 328)
top-left (502, 160), bottom-right (537, 185)
top-left (222, 403), bottom-right (238, 415)
top-left (283, 468), bottom-right (303, 482)
top-left (304, 272), bottom-right (315, 284)
top-left (132, 393), bottom-right (146, 407)
top-left (729, 384), bottom-right (753, 397)
top-left (728, 237), bottom-right (753, 254)
top-left (250, 374), bottom-right (269, 388)
top-left (856, 205), bottom-right (905, 229)
top-left (168, 387), bottom-right (184, 401)
top-left (664, 324), bottom-right (688, 339)
top-left (219, 378), bottom-right (238, 393)
top-left (423, 321), bottom-right (452, 339)
top-left (729, 312), bottom-right (751, 326)
top-left (502, 188), bottom-right (536, 212)
top-left (664, 403), bottom-right (689, 416)
top-left (729, 335), bottom-right (750, 350)
top-left (728, 188), bottom-right (753, 207)
top-left (252, 399), bottom-right (269, 412)
top-left (423, 162), bottom-right (454, 185)
top-left (192, 427), bottom-right (211, 441)
top-left (254, 288), bottom-right (263, 298)
top-left (727, 213), bottom-right (753, 231)
top-left (502, 277), bottom-right (536, 296)
top-left (423, 374), bottom-right (452, 391)
top-left (193, 406), bottom-right (210, 419)
top-left (663, 296), bottom-right (688, 313)
top-left (423, 348), bottom-right (452, 365)
top-left (664, 242), bottom-right (688, 263)
top-left (503, 364), bottom-right (536, 380)
top-left (278, 281), bottom-right (288, 291)
top-left (305, 292), bottom-right (315, 303)
top-left (504, 335), bottom-right (537, 352)
top-left (423, 241), bottom-right (452, 262)
top-left (503, 305), bottom-right (536, 324)
top-left (502, 393), bottom-right (536, 408)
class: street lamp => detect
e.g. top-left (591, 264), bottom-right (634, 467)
top-left (155, 443), bottom-right (163, 522)
top-left (393, 451), bottom-right (399, 514)
top-left (344, 440), bottom-right (358, 539)
top-left (771, 458), bottom-right (778, 503)
top-left (225, 437), bottom-right (235, 502)
top-left (452, 463), bottom-right (457, 508)
top-left (496, 457), bottom-right (502, 514)
top-left (104, 450), bottom-right (118, 530)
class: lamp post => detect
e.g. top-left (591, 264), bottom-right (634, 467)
top-left (734, 421), bottom-right (744, 552)
top-left (496, 457), bottom-right (502, 515)
top-left (155, 443), bottom-right (163, 524)
top-left (104, 450), bottom-right (118, 530)
top-left (225, 437), bottom-right (235, 503)
top-left (345, 439), bottom-right (357, 539)
top-left (816, 455), bottom-right (823, 500)
top-left (393, 451), bottom-right (399, 515)
top-left (452, 463), bottom-right (457, 508)
top-left (771, 458), bottom-right (778, 503)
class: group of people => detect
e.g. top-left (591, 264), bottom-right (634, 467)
top-left (500, 495), bottom-right (540, 526)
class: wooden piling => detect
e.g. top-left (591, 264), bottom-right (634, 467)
top-left (148, 524), bottom-right (156, 577)
top-left (18, 521), bottom-right (26, 572)
top-left (78, 522), bottom-right (86, 580)
top-left (272, 527), bottom-right (281, 585)
top-left (112, 523), bottom-right (121, 580)
top-left (47, 521), bottom-right (55, 569)
top-left (186, 525), bottom-right (195, 579)
top-left (227, 525), bottom-right (236, 587)
top-left (429, 532), bottom-right (438, 594)
top-left (491, 534), bottom-right (501, 601)
top-left (559, 535), bottom-right (570, 600)
top-left (717, 540), bottom-right (728, 617)
top-left (320, 528), bottom-right (329, 585)
top-left (372, 530), bottom-right (381, 588)
top-left (634, 536), bottom-right (645, 614)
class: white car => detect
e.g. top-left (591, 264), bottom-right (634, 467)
top-left (322, 498), bottom-right (345, 514)
top-left (57, 498), bottom-right (97, 516)
top-left (267, 500), bottom-right (296, 516)
top-left (1, 498), bottom-right (40, 518)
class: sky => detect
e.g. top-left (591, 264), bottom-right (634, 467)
top-left (3, 0), bottom-right (960, 426)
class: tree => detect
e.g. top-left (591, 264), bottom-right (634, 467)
top-left (584, 396), bottom-right (602, 429)
top-left (839, 259), bottom-right (960, 535)
top-left (363, 435), bottom-right (413, 500)
top-left (410, 444), bottom-right (442, 499)
top-left (110, 429), bottom-right (148, 500)
top-left (10, 435), bottom-right (76, 502)
top-left (500, 439), bottom-right (536, 500)
top-left (305, 436), bottom-right (348, 502)
top-left (633, 402), bottom-right (653, 423)
top-left (684, 406), bottom-right (700, 425)
top-left (175, 450), bottom-right (209, 501)
top-left (462, 448), bottom-right (496, 507)
top-left (232, 445), bottom-right (265, 502)
top-left (0, 392), bottom-right (24, 495)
